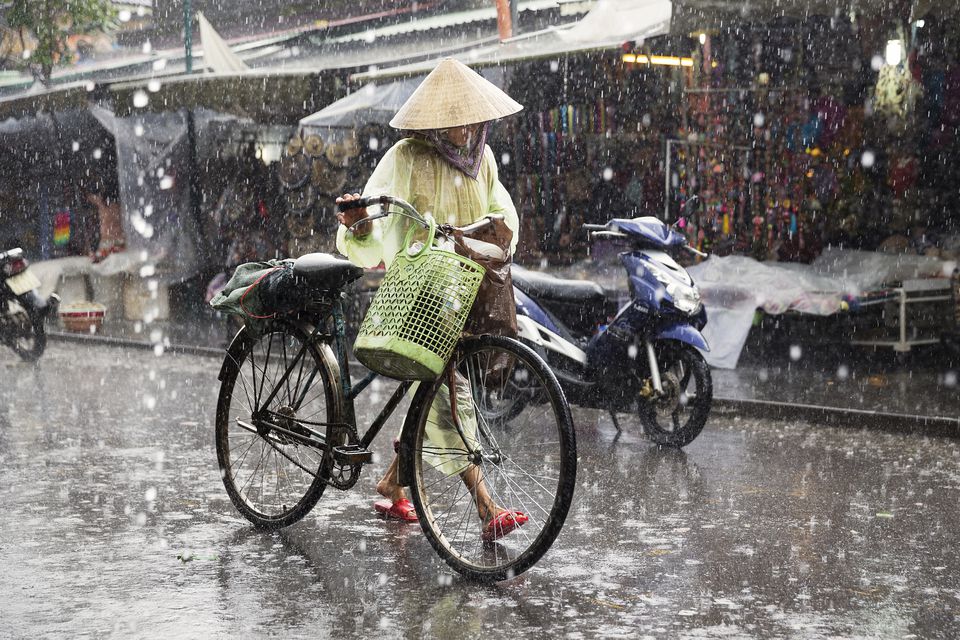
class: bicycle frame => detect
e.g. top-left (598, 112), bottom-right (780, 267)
top-left (231, 298), bottom-right (412, 466)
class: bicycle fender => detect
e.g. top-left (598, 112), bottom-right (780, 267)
top-left (217, 322), bottom-right (344, 404)
top-left (654, 323), bottom-right (710, 352)
top-left (218, 325), bottom-right (250, 381)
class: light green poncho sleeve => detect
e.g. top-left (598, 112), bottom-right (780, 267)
top-left (335, 138), bottom-right (519, 268)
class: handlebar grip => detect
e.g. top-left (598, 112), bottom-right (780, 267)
top-left (336, 197), bottom-right (373, 212)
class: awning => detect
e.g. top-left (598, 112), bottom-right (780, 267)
top-left (299, 79), bottom-right (421, 129)
top-left (321, 0), bottom-right (574, 45)
top-left (352, 0), bottom-right (672, 82)
top-left (0, 82), bottom-right (101, 120)
top-left (110, 70), bottom-right (335, 124)
top-left (671, 0), bottom-right (944, 30)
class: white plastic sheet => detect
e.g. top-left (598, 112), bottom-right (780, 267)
top-left (688, 248), bottom-right (951, 369)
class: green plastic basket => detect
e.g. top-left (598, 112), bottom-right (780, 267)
top-left (354, 218), bottom-right (485, 380)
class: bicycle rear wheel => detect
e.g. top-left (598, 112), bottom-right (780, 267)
top-left (215, 322), bottom-right (341, 529)
top-left (406, 335), bottom-right (577, 582)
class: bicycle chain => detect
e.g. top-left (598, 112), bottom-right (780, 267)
top-left (325, 423), bottom-right (362, 491)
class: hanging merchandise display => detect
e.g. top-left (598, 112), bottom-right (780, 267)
top-left (303, 133), bottom-right (326, 157)
top-left (278, 152), bottom-right (310, 190)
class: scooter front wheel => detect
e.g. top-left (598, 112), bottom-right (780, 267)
top-left (638, 342), bottom-right (712, 448)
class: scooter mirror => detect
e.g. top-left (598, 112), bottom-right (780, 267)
top-left (682, 195), bottom-right (701, 217)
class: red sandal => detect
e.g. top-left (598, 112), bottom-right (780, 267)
top-left (481, 510), bottom-right (528, 542)
top-left (374, 498), bottom-right (418, 522)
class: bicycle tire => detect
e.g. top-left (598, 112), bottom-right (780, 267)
top-left (215, 321), bottom-right (342, 529)
top-left (405, 335), bottom-right (577, 582)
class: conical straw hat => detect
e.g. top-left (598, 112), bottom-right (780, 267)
top-left (389, 58), bottom-right (523, 130)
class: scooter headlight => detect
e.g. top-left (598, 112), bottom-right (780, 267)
top-left (645, 263), bottom-right (702, 315)
top-left (666, 282), bottom-right (702, 315)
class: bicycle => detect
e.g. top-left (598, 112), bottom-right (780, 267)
top-left (214, 195), bottom-right (577, 582)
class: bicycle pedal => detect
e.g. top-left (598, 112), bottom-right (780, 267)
top-left (332, 445), bottom-right (373, 465)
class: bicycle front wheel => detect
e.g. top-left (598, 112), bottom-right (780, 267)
top-left (407, 335), bottom-right (577, 581)
top-left (215, 322), bottom-right (341, 530)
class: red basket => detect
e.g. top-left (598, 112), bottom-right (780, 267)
top-left (60, 303), bottom-right (106, 333)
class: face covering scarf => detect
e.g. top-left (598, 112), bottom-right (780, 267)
top-left (422, 123), bottom-right (490, 179)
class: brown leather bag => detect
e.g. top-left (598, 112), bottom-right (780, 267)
top-left (453, 216), bottom-right (518, 338)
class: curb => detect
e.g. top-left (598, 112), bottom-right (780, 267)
top-left (713, 397), bottom-right (960, 437)
top-left (48, 331), bottom-right (959, 435)
top-left (48, 330), bottom-right (225, 358)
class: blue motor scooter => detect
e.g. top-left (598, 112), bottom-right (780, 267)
top-left (510, 198), bottom-right (712, 447)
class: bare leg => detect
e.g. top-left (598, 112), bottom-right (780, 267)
top-left (375, 454), bottom-right (407, 503)
top-left (460, 464), bottom-right (502, 524)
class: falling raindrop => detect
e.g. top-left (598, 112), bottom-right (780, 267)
top-left (602, 167), bottom-right (613, 181)
top-left (861, 150), bottom-right (875, 168)
top-left (753, 113), bottom-right (766, 127)
top-left (790, 345), bottom-right (802, 361)
top-left (132, 90), bottom-right (149, 108)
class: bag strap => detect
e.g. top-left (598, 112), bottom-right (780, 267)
top-left (401, 213), bottom-right (436, 259)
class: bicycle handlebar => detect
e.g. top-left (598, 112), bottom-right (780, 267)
top-left (337, 195), bottom-right (431, 232)
top-left (338, 194), bottom-right (501, 240)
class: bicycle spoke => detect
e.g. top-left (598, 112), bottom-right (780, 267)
top-left (217, 323), bottom-right (337, 527)
top-left (412, 337), bottom-right (575, 579)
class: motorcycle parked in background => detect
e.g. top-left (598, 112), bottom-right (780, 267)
top-left (1, 248), bottom-right (58, 362)
top-left (509, 198), bottom-right (713, 447)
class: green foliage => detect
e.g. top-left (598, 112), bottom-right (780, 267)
top-left (5, 0), bottom-right (116, 82)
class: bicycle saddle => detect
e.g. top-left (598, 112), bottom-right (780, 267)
top-left (293, 253), bottom-right (364, 291)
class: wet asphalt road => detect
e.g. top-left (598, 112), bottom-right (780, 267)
top-left (1, 341), bottom-right (959, 639)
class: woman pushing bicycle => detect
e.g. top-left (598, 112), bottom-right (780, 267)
top-left (335, 58), bottom-right (527, 540)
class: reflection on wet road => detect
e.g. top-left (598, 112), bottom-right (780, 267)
top-left (1, 343), bottom-right (958, 638)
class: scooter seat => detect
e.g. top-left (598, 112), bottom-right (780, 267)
top-left (293, 253), bottom-right (364, 290)
top-left (512, 266), bottom-right (607, 304)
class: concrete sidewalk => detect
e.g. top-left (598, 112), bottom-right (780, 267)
top-left (47, 304), bottom-right (960, 435)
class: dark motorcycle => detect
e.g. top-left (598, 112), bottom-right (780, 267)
top-left (0, 248), bottom-right (59, 361)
